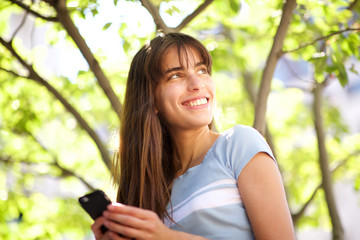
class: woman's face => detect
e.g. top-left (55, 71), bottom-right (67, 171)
top-left (154, 45), bottom-right (215, 132)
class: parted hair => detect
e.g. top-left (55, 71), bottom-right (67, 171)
top-left (112, 32), bottom-right (212, 220)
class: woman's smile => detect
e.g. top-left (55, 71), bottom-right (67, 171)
top-left (181, 97), bottom-right (209, 107)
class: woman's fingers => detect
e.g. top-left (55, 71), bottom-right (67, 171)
top-left (91, 217), bottom-right (106, 239)
top-left (107, 203), bottom-right (155, 219)
top-left (104, 219), bottom-right (143, 239)
top-left (105, 204), bottom-right (161, 233)
top-left (107, 231), bottom-right (133, 240)
top-left (91, 211), bottom-right (140, 240)
top-left (103, 211), bottom-right (154, 239)
top-left (103, 210), bottom-right (146, 229)
top-left (102, 203), bottom-right (172, 240)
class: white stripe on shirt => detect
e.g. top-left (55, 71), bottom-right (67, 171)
top-left (170, 179), bottom-right (237, 212)
top-left (166, 186), bottom-right (242, 226)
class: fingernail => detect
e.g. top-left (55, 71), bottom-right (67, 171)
top-left (108, 203), bottom-right (120, 210)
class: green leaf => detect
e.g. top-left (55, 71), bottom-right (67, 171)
top-left (229, 0), bottom-right (240, 13)
top-left (331, 51), bottom-right (348, 87)
top-left (79, 9), bottom-right (86, 19)
top-left (350, 64), bottom-right (359, 76)
top-left (165, 5), bottom-right (180, 16)
top-left (103, 22), bottom-right (112, 31)
top-left (355, 177), bottom-right (360, 191)
top-left (309, 55), bottom-right (327, 83)
top-left (91, 8), bottom-right (98, 17)
top-left (114, 0), bottom-right (119, 6)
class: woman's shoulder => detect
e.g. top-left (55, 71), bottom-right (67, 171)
top-left (210, 124), bottom-right (262, 156)
top-left (213, 124), bottom-right (272, 159)
top-left (212, 124), bottom-right (275, 179)
top-left (219, 124), bottom-right (262, 142)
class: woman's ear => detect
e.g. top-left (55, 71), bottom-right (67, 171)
top-left (154, 103), bottom-right (159, 114)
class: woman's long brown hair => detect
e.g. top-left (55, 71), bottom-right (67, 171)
top-left (112, 33), bottom-right (212, 221)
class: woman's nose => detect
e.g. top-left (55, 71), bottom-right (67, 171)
top-left (187, 74), bottom-right (204, 91)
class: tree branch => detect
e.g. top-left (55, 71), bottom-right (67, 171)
top-left (139, 0), bottom-right (171, 33)
top-left (11, 11), bottom-right (29, 40)
top-left (25, 130), bottom-right (96, 191)
top-left (292, 183), bottom-right (321, 224)
top-left (253, 0), bottom-right (297, 135)
top-left (54, 0), bottom-right (122, 119)
top-left (0, 67), bottom-right (22, 77)
top-left (174, 0), bottom-right (214, 32)
top-left (283, 27), bottom-right (360, 55)
top-left (312, 83), bottom-right (344, 239)
top-left (0, 153), bottom-right (95, 191)
top-left (292, 149), bottom-right (360, 224)
top-left (7, 0), bottom-right (58, 22)
top-left (140, 0), bottom-right (214, 33)
top-left (348, 0), bottom-right (360, 10)
top-left (0, 37), bottom-right (112, 170)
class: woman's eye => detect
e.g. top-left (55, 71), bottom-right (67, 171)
top-left (169, 74), bottom-right (180, 80)
top-left (197, 68), bottom-right (207, 74)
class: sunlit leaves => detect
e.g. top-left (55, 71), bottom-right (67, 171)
top-left (285, 0), bottom-right (360, 88)
top-left (68, 0), bottom-right (100, 19)
top-left (350, 64), bottom-right (359, 75)
top-left (1, 191), bottom-right (91, 239)
top-left (103, 22), bottom-right (112, 30)
top-left (346, 32), bottom-right (360, 58)
top-left (164, 4), bottom-right (180, 16)
top-left (330, 52), bottom-right (348, 87)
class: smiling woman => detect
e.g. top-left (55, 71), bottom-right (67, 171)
top-left (91, 32), bottom-right (295, 240)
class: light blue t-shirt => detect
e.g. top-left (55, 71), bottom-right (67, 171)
top-left (165, 125), bottom-right (275, 240)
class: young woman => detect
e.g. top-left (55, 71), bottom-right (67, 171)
top-left (91, 33), bottom-right (295, 240)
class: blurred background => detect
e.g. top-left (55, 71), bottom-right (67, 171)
top-left (0, 0), bottom-right (359, 239)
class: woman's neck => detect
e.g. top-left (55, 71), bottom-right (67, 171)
top-left (170, 126), bottom-right (219, 177)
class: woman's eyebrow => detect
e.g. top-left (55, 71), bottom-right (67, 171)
top-left (164, 61), bottom-right (206, 74)
top-left (195, 61), bottom-right (206, 67)
top-left (164, 66), bottom-right (182, 74)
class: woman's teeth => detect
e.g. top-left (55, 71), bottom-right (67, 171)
top-left (185, 98), bottom-right (207, 107)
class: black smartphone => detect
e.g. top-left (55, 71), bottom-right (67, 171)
top-left (78, 189), bottom-right (112, 233)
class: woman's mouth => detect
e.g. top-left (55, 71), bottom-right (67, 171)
top-left (182, 97), bottom-right (208, 107)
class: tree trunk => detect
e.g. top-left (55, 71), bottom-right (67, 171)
top-left (243, 71), bottom-right (277, 159)
top-left (313, 83), bottom-right (344, 240)
top-left (253, 0), bottom-right (297, 135)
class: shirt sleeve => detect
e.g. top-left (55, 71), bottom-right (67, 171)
top-left (223, 125), bottom-right (276, 181)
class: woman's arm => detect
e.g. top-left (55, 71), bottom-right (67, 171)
top-left (91, 203), bottom-right (207, 240)
top-left (237, 152), bottom-right (295, 240)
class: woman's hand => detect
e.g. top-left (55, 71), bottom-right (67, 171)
top-left (91, 203), bottom-right (207, 240)
top-left (99, 203), bottom-right (172, 240)
top-left (91, 216), bottom-right (128, 240)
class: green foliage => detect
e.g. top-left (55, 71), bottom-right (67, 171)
top-left (0, 188), bottom-right (92, 239)
top-left (68, 0), bottom-right (100, 19)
